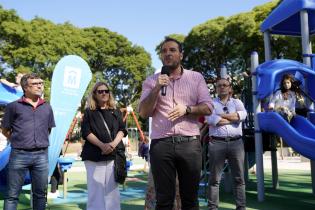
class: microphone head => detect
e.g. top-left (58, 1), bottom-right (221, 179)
top-left (161, 66), bottom-right (170, 76)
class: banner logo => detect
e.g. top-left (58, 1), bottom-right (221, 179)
top-left (63, 66), bottom-right (82, 89)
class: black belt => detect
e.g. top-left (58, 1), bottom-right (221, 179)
top-left (211, 136), bottom-right (242, 142)
top-left (156, 135), bottom-right (198, 144)
top-left (15, 147), bottom-right (47, 152)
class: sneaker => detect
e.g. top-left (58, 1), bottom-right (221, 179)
top-left (47, 190), bottom-right (59, 199)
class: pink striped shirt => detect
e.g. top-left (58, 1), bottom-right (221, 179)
top-left (139, 69), bottom-right (213, 139)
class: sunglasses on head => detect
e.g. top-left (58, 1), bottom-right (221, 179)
top-left (223, 106), bottom-right (229, 114)
top-left (96, 89), bottom-right (110, 94)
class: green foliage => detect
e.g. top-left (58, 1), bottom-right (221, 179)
top-left (0, 6), bottom-right (152, 104)
top-left (180, 0), bottom-right (302, 95)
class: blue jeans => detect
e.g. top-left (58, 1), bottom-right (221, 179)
top-left (4, 148), bottom-right (49, 210)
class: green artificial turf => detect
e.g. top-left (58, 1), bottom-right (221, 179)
top-left (0, 164), bottom-right (314, 210)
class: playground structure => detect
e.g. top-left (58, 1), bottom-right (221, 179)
top-left (1, 0), bottom-right (315, 207)
top-left (200, 0), bottom-right (315, 203)
top-left (252, 0), bottom-right (315, 201)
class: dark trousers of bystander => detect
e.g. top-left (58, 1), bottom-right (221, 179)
top-left (150, 137), bottom-right (202, 210)
top-left (208, 138), bottom-right (246, 210)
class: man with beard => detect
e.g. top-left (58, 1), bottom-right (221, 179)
top-left (2, 73), bottom-right (55, 210)
top-left (139, 37), bottom-right (213, 210)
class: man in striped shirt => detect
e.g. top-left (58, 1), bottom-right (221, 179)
top-left (139, 37), bottom-right (213, 210)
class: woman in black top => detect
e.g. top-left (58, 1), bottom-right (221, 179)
top-left (81, 82), bottom-right (127, 210)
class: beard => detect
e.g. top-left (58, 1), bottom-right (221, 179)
top-left (163, 61), bottom-right (180, 72)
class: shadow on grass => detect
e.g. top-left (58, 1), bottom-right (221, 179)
top-left (121, 202), bottom-right (144, 210)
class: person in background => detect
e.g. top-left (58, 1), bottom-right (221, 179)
top-left (0, 72), bottom-right (24, 92)
top-left (206, 78), bottom-right (247, 210)
top-left (81, 82), bottom-right (127, 210)
top-left (48, 152), bottom-right (63, 199)
top-left (268, 73), bottom-right (296, 121)
top-left (2, 73), bottom-right (55, 210)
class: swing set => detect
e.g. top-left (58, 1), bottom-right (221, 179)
top-left (120, 106), bottom-right (145, 143)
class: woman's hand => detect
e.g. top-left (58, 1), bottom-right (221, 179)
top-left (109, 142), bottom-right (117, 150)
top-left (101, 143), bottom-right (114, 155)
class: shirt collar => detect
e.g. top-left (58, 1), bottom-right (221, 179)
top-left (171, 66), bottom-right (185, 80)
top-left (215, 96), bottom-right (231, 105)
top-left (18, 96), bottom-right (46, 107)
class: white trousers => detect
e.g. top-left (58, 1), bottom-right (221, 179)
top-left (84, 160), bottom-right (120, 210)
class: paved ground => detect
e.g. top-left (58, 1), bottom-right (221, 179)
top-left (63, 142), bottom-right (312, 172)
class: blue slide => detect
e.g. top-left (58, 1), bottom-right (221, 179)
top-left (0, 146), bottom-right (11, 172)
top-left (0, 83), bottom-right (23, 190)
top-left (256, 59), bottom-right (315, 161)
top-left (0, 83), bottom-right (22, 176)
top-left (258, 112), bottom-right (315, 160)
top-left (0, 83), bottom-right (23, 105)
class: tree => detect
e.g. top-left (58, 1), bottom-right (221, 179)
top-left (181, 0), bottom-right (301, 95)
top-left (0, 6), bottom-right (152, 103)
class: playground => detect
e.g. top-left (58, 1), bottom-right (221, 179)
top-left (1, 0), bottom-right (315, 209)
top-left (0, 149), bottom-right (314, 210)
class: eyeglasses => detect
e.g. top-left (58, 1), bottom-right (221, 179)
top-left (96, 89), bottom-right (110, 94)
top-left (223, 106), bottom-right (229, 114)
top-left (217, 84), bottom-right (230, 88)
top-left (29, 82), bottom-right (44, 86)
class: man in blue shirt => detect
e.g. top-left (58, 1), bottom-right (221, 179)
top-left (206, 78), bottom-right (247, 210)
top-left (2, 73), bottom-right (55, 210)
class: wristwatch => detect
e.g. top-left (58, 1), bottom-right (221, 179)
top-left (186, 105), bottom-right (192, 115)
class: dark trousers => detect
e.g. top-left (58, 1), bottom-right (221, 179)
top-left (208, 138), bottom-right (246, 210)
top-left (50, 165), bottom-right (61, 193)
top-left (150, 138), bottom-right (202, 210)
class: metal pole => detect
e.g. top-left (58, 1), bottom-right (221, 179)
top-left (311, 161), bottom-right (315, 194)
top-left (220, 64), bottom-right (227, 78)
top-left (263, 31), bottom-right (272, 61)
top-left (264, 30), bottom-right (278, 188)
top-left (300, 10), bottom-right (315, 195)
top-left (301, 10), bottom-right (312, 66)
top-left (271, 136), bottom-right (279, 189)
top-left (251, 51), bottom-right (264, 201)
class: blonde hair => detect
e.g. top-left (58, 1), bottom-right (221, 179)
top-left (87, 82), bottom-right (116, 110)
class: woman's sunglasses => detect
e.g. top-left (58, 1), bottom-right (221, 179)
top-left (96, 89), bottom-right (110, 94)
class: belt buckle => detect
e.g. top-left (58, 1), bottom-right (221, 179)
top-left (172, 136), bottom-right (181, 143)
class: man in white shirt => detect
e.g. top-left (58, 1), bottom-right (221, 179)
top-left (206, 78), bottom-right (247, 210)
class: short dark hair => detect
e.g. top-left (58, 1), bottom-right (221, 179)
top-left (216, 78), bottom-right (231, 85)
top-left (20, 73), bottom-right (41, 92)
top-left (160, 37), bottom-right (183, 53)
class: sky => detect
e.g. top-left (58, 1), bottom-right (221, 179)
top-left (0, 0), bottom-right (272, 70)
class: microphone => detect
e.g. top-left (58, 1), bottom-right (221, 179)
top-left (161, 66), bottom-right (170, 96)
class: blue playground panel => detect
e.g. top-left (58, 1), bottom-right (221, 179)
top-left (261, 0), bottom-right (315, 36)
top-left (58, 157), bottom-right (75, 172)
top-left (256, 59), bottom-right (315, 100)
top-left (258, 112), bottom-right (315, 160)
top-left (0, 83), bottom-right (23, 105)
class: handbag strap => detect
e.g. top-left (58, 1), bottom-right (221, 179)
top-left (98, 111), bottom-right (113, 141)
